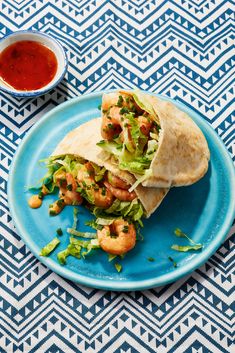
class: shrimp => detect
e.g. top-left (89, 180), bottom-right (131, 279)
top-left (93, 188), bottom-right (114, 208)
top-left (101, 116), bottom-right (122, 140)
top-left (107, 171), bottom-right (130, 190)
top-left (137, 116), bottom-right (152, 136)
top-left (104, 181), bottom-right (137, 202)
top-left (77, 163), bottom-right (114, 208)
top-left (97, 219), bottom-right (136, 255)
top-left (59, 173), bottom-right (83, 206)
top-left (101, 93), bottom-right (130, 140)
top-left (77, 163), bottom-right (95, 186)
top-left (54, 170), bottom-right (67, 188)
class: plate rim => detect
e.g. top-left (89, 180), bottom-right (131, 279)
top-left (7, 90), bottom-right (235, 291)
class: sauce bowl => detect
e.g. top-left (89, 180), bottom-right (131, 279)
top-left (0, 30), bottom-right (68, 98)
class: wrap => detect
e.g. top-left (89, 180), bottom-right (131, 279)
top-left (142, 95), bottom-right (210, 187)
top-left (98, 91), bottom-right (210, 188)
top-left (52, 118), bottom-right (169, 217)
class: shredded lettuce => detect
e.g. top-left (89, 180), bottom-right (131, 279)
top-left (174, 228), bottom-right (200, 245)
top-left (40, 237), bottom-right (60, 256)
top-left (72, 207), bottom-right (79, 229)
top-left (96, 140), bottom-right (122, 157)
top-left (67, 228), bottom-right (97, 239)
top-left (28, 158), bottom-right (61, 192)
top-left (150, 132), bottom-right (159, 140)
top-left (126, 113), bottom-right (147, 153)
top-left (173, 228), bottom-right (203, 251)
top-left (52, 155), bottom-right (83, 177)
top-left (91, 163), bottom-right (106, 182)
top-left (119, 158), bottom-right (150, 174)
top-left (171, 228), bottom-right (203, 252)
top-left (128, 169), bottom-right (153, 193)
top-left (146, 139), bottom-right (158, 158)
top-left (67, 243), bottom-right (82, 258)
top-left (57, 248), bottom-right (70, 265)
top-left (57, 236), bottom-right (99, 265)
top-left (96, 218), bottom-right (115, 226)
top-left (81, 239), bottom-right (100, 257)
top-left (70, 237), bottom-right (90, 247)
top-left (85, 219), bottom-right (102, 230)
top-left (171, 244), bottom-right (203, 252)
top-left (105, 198), bottom-right (145, 221)
top-left (76, 186), bottom-right (95, 204)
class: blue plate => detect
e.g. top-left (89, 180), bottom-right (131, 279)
top-left (8, 91), bottom-right (235, 291)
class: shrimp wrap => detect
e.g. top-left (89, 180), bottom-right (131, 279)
top-left (51, 118), bottom-right (169, 218)
top-left (97, 90), bottom-right (210, 188)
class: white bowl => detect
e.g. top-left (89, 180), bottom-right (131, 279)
top-left (0, 30), bottom-right (68, 97)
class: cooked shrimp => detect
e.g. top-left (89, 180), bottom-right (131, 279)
top-left (60, 188), bottom-right (83, 205)
top-left (66, 173), bottom-right (77, 191)
top-left (97, 219), bottom-right (136, 255)
top-left (59, 172), bottom-right (83, 205)
top-left (107, 171), bottom-right (130, 190)
top-left (54, 170), bottom-right (67, 188)
top-left (77, 163), bottom-right (95, 186)
top-left (93, 187), bottom-right (114, 208)
top-left (76, 164), bottom-right (114, 208)
top-left (101, 116), bottom-right (122, 140)
top-left (137, 116), bottom-right (152, 136)
top-left (101, 93), bottom-right (132, 140)
top-left (104, 181), bottom-right (137, 201)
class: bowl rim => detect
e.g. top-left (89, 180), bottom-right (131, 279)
top-left (0, 30), bottom-right (68, 97)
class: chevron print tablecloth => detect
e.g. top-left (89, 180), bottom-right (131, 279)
top-left (0, 1), bottom-right (234, 352)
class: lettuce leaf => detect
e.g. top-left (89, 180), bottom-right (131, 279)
top-left (91, 163), bottom-right (106, 182)
top-left (57, 248), bottom-right (70, 265)
top-left (72, 207), bottom-right (79, 229)
top-left (171, 244), bottom-right (203, 252)
top-left (132, 90), bottom-right (157, 120)
top-left (81, 239), bottom-right (100, 257)
top-left (128, 169), bottom-right (153, 192)
top-left (67, 243), bottom-right (82, 258)
top-left (40, 237), bottom-right (60, 256)
top-left (105, 198), bottom-right (145, 221)
top-left (67, 228), bottom-right (97, 239)
top-left (96, 140), bottom-right (122, 157)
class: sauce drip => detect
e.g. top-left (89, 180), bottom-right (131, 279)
top-left (0, 40), bottom-right (58, 91)
top-left (28, 195), bottom-right (42, 209)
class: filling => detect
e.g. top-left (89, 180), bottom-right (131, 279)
top-left (30, 155), bottom-right (146, 256)
top-left (97, 91), bottom-right (161, 182)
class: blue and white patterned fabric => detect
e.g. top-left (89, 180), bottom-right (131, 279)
top-left (0, 1), bottom-right (234, 352)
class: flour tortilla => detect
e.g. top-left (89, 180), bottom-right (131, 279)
top-left (110, 91), bottom-right (209, 187)
top-left (52, 118), bottom-right (169, 217)
top-left (141, 95), bottom-right (210, 187)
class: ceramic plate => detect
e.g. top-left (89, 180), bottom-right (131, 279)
top-left (8, 91), bottom-right (235, 291)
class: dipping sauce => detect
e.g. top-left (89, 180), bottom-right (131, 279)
top-left (0, 40), bottom-right (58, 91)
top-left (28, 195), bottom-right (42, 209)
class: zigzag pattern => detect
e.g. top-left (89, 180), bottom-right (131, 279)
top-left (0, 0), bottom-right (234, 352)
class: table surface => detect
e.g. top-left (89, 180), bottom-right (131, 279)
top-left (0, 1), bottom-right (234, 352)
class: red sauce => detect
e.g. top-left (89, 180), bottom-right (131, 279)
top-left (0, 40), bottom-right (58, 91)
